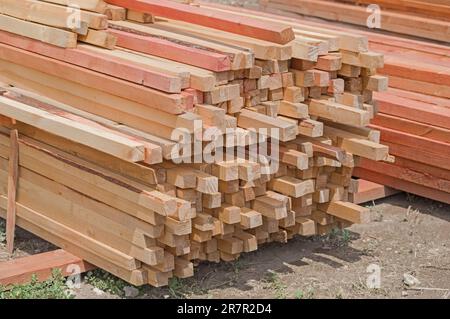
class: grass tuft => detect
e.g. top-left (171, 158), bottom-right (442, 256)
top-left (0, 269), bottom-right (74, 299)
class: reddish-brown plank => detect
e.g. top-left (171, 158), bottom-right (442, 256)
top-left (353, 168), bottom-right (450, 205)
top-left (104, 0), bottom-right (295, 44)
top-left (108, 28), bottom-right (231, 72)
top-left (0, 249), bottom-right (95, 287)
top-left (350, 179), bottom-right (400, 204)
top-left (392, 156), bottom-right (450, 182)
top-left (375, 92), bottom-right (450, 129)
top-left (0, 43), bottom-right (189, 113)
top-left (372, 113), bottom-right (450, 144)
top-left (382, 141), bottom-right (450, 171)
top-left (358, 158), bottom-right (450, 194)
top-left (369, 124), bottom-right (450, 156)
top-left (0, 30), bottom-right (182, 94)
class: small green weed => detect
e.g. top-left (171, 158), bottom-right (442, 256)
top-left (263, 272), bottom-right (287, 299)
top-left (0, 269), bottom-right (73, 299)
top-left (168, 277), bottom-right (186, 299)
top-left (84, 269), bottom-right (131, 296)
top-left (294, 288), bottom-right (314, 299)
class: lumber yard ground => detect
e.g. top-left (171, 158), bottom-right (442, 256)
top-left (1, 193), bottom-right (449, 299)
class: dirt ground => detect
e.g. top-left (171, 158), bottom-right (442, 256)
top-left (2, 193), bottom-right (449, 299)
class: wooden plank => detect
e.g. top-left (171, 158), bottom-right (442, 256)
top-left (375, 92), bottom-right (450, 130)
top-left (0, 0), bottom-right (87, 34)
top-left (0, 97), bottom-right (148, 163)
top-left (0, 30), bottom-right (182, 93)
top-left (41, 0), bottom-right (108, 13)
top-left (109, 28), bottom-right (232, 72)
top-left (353, 167), bottom-right (450, 205)
top-left (0, 132), bottom-right (177, 219)
top-left (127, 9), bottom-right (155, 23)
top-left (336, 0), bottom-right (450, 21)
top-left (309, 99), bottom-right (371, 127)
top-left (318, 201), bottom-right (370, 224)
top-left (238, 109), bottom-right (298, 142)
top-left (0, 44), bottom-right (187, 113)
top-left (0, 64), bottom-right (194, 142)
top-left (0, 249), bottom-right (95, 287)
top-left (5, 129), bottom-right (18, 254)
top-left (109, 21), bottom-right (247, 71)
top-left (0, 195), bottom-right (139, 270)
top-left (104, 4), bottom-right (126, 20)
top-left (265, 0), bottom-right (450, 42)
top-left (349, 179), bottom-right (400, 204)
top-left (358, 158), bottom-right (450, 194)
top-left (78, 29), bottom-right (117, 49)
top-left (387, 75), bottom-right (450, 99)
top-left (372, 113), bottom-right (450, 144)
top-left (0, 14), bottom-right (77, 48)
top-left (199, 1), bottom-right (369, 52)
top-left (104, 0), bottom-right (295, 44)
top-left (0, 204), bottom-right (147, 285)
top-left (155, 18), bottom-right (292, 60)
top-left (370, 124), bottom-right (450, 156)
top-left (0, 0), bottom-right (108, 31)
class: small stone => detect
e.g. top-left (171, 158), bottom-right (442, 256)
top-left (93, 287), bottom-right (104, 296)
top-left (403, 273), bottom-right (420, 287)
top-left (401, 291), bottom-right (408, 297)
top-left (124, 286), bottom-right (140, 298)
top-left (164, 295), bottom-right (170, 299)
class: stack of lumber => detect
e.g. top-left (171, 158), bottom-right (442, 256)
top-left (261, 0), bottom-right (450, 43)
top-left (252, 0), bottom-right (450, 204)
top-left (0, 0), bottom-right (118, 49)
top-left (0, 0), bottom-right (392, 287)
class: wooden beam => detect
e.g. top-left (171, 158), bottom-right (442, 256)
top-left (104, 0), bottom-right (295, 44)
top-left (318, 201), bottom-right (370, 224)
top-left (375, 92), bottom-right (450, 130)
top-left (0, 96), bottom-right (148, 163)
top-left (265, 0), bottom-right (450, 42)
top-left (0, 14), bottom-right (77, 48)
top-left (78, 29), bottom-right (117, 49)
top-left (0, 249), bottom-right (95, 287)
top-left (0, 30), bottom-right (182, 93)
top-left (199, 1), bottom-right (368, 52)
top-left (0, 44), bottom-right (187, 113)
top-left (155, 18), bottom-right (292, 60)
top-left (111, 20), bottom-right (253, 70)
top-left (353, 167), bottom-right (450, 205)
top-left (41, 0), bottom-right (108, 13)
top-left (108, 28), bottom-right (232, 72)
top-left (309, 99), bottom-right (371, 127)
top-left (0, 0), bottom-right (108, 31)
top-left (349, 179), bottom-right (400, 204)
top-left (6, 129), bottom-right (18, 254)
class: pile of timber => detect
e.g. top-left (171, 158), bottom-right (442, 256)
top-left (248, 1), bottom-right (450, 204)
top-left (355, 39), bottom-right (450, 204)
top-left (261, 0), bottom-right (450, 43)
top-left (0, 0), bottom-right (119, 49)
top-left (0, 0), bottom-right (392, 287)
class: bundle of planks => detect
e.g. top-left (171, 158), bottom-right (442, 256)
top-left (0, 0), bottom-right (119, 49)
top-left (261, 0), bottom-right (450, 43)
top-left (0, 0), bottom-right (392, 286)
top-left (254, 0), bottom-right (450, 204)
top-left (355, 36), bottom-right (450, 204)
